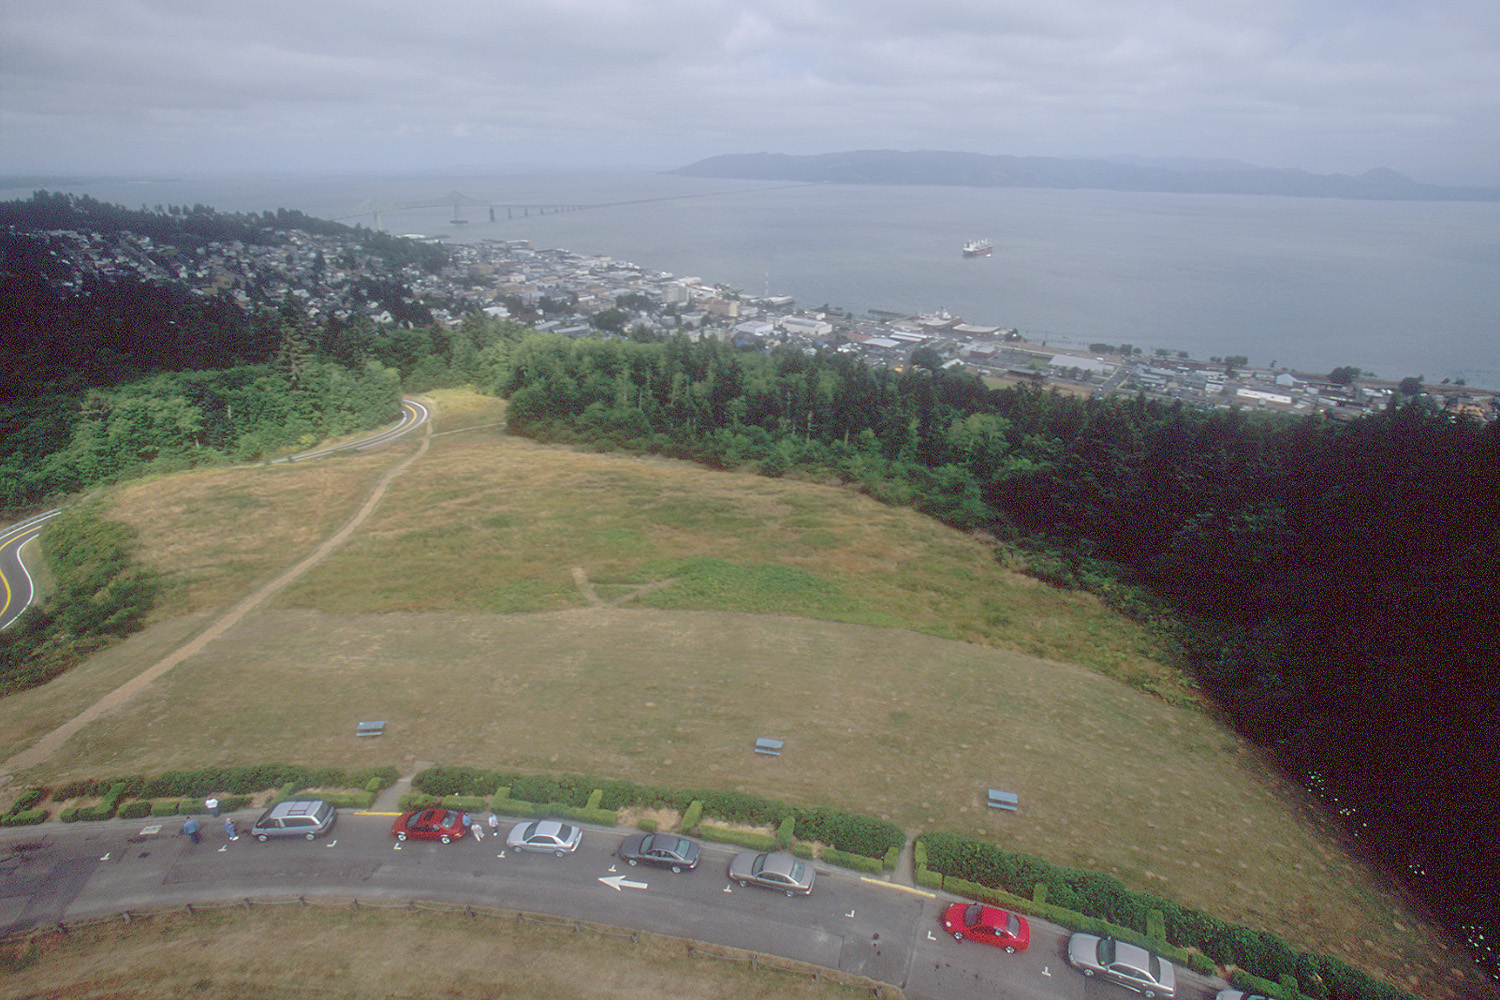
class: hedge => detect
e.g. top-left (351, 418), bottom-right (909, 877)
top-left (118, 801), bottom-right (154, 819)
top-left (680, 800), bottom-right (703, 832)
top-left (822, 847), bottom-right (884, 875)
top-left (698, 824), bottom-right (778, 851)
top-left (919, 831), bottom-right (1416, 1000)
top-left (0, 809), bottom-right (47, 827)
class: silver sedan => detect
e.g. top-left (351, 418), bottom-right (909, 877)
top-left (727, 851), bottom-right (815, 896)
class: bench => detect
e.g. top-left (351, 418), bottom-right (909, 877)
top-left (987, 789), bottom-right (1019, 812)
top-left (355, 720), bottom-right (386, 738)
top-left (753, 737), bottom-right (784, 756)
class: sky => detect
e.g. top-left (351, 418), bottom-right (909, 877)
top-left (3, 0), bottom-right (1498, 185)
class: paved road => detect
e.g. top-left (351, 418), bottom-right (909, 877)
top-left (0, 399), bottom-right (430, 632)
top-left (0, 812), bottom-right (1227, 1000)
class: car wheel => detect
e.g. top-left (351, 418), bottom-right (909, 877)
top-left (785, 889), bottom-right (795, 897)
top-left (441, 835), bottom-right (451, 844)
top-left (305, 832), bottom-right (316, 841)
top-left (256, 834), bottom-right (268, 843)
top-left (953, 932), bottom-right (964, 941)
top-left (737, 879), bottom-right (748, 887)
top-left (1005, 946), bottom-right (1015, 954)
top-left (671, 865), bottom-right (682, 873)
top-left (627, 858), bottom-right (637, 866)
top-left (1082, 969), bottom-right (1095, 977)
top-left (554, 849), bottom-right (565, 857)
top-left (1144, 992), bottom-right (1155, 999)
top-left (397, 832), bottom-right (407, 841)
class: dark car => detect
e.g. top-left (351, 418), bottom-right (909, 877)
top-left (392, 808), bottom-right (470, 843)
top-left (250, 800), bottom-right (337, 842)
top-left (941, 902), bottom-right (1030, 952)
top-left (728, 851), bottom-right (815, 896)
top-left (1067, 934), bottom-right (1176, 998)
top-left (616, 833), bottom-right (701, 872)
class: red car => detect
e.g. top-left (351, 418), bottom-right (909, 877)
top-left (942, 902), bottom-right (1031, 952)
top-left (391, 808), bottom-right (470, 843)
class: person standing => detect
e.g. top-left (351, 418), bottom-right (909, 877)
top-left (205, 797), bottom-right (219, 817)
top-left (224, 817), bottom-right (237, 841)
top-left (182, 816), bottom-right (200, 844)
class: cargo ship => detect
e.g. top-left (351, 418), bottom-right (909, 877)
top-left (962, 239), bottom-right (993, 257)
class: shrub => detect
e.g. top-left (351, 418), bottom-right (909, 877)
top-left (680, 800), bottom-right (703, 832)
top-left (0, 809), bottom-right (47, 827)
top-left (637, 817), bottom-right (658, 833)
top-left (775, 815), bottom-right (795, 849)
top-left (118, 801), bottom-right (153, 819)
top-left (698, 824), bottom-right (777, 851)
top-left (821, 847), bottom-right (883, 875)
top-left (440, 795), bottom-right (489, 812)
top-left (915, 865), bottom-right (943, 889)
top-left (792, 842), bottom-right (816, 859)
top-left (792, 805), bottom-right (904, 858)
top-left (398, 793), bottom-right (441, 811)
top-left (882, 845), bottom-right (900, 871)
top-left (315, 791), bottom-right (376, 809)
top-left (150, 801), bottom-right (180, 817)
top-left (1188, 953), bottom-right (1218, 977)
top-left (8, 787), bottom-right (49, 813)
top-left (696, 789), bottom-right (789, 827)
top-left (585, 789), bottom-right (603, 811)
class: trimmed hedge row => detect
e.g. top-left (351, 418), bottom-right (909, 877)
top-left (1, 787), bottom-right (49, 826)
top-left (410, 766), bottom-right (902, 861)
top-left (919, 831), bottom-right (1415, 1000)
top-left (699, 823), bottom-right (778, 852)
top-left (61, 782), bottom-right (128, 822)
top-left (53, 765), bottom-right (399, 802)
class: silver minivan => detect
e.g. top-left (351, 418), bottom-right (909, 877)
top-left (250, 800), bottom-right (337, 841)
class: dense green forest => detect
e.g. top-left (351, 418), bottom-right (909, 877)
top-left (1, 198), bottom-right (1496, 987)
top-left (482, 330), bottom-right (1500, 981)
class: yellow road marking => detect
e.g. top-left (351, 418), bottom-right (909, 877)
top-left (860, 877), bottom-right (936, 898)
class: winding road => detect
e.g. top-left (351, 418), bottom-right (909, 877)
top-left (0, 398), bottom-right (430, 632)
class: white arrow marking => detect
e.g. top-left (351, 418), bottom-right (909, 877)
top-left (927, 930), bottom-right (937, 940)
top-left (1042, 966), bottom-right (1051, 977)
top-left (393, 844), bottom-right (401, 851)
top-left (598, 874), bottom-right (648, 892)
top-left (218, 844), bottom-right (228, 852)
top-left (723, 883), bottom-right (734, 892)
top-left (608, 863), bottom-right (617, 872)
top-left (846, 909), bottom-right (856, 918)
top-left (498, 851), bottom-right (506, 859)
top-left (326, 840), bottom-right (337, 847)
top-left (98, 853), bottom-right (110, 862)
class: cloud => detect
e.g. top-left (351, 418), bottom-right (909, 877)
top-left (2, 0), bottom-right (1497, 182)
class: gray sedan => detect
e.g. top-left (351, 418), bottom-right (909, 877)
top-left (728, 851), bottom-right (815, 896)
top-left (1067, 933), bottom-right (1176, 998)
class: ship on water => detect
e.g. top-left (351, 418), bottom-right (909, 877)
top-left (963, 238), bottom-right (993, 257)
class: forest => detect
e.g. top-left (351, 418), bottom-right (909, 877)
top-left (1, 200), bottom-right (1496, 984)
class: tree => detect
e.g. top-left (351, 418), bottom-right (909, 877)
top-left (1398, 375), bottom-right (1426, 396)
top-left (1328, 365), bottom-right (1361, 385)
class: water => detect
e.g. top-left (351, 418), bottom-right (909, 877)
top-left (11, 170), bottom-right (1498, 389)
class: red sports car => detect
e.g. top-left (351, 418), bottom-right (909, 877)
top-left (942, 902), bottom-right (1031, 952)
top-left (391, 808), bottom-right (470, 843)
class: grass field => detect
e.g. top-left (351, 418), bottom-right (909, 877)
top-left (0, 389), bottom-right (1478, 999)
top-left (0, 905), bottom-right (881, 1000)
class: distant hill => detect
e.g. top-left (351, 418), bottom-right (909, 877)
top-left (669, 150), bottom-right (1500, 201)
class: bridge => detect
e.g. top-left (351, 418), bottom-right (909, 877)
top-left (328, 183), bottom-right (816, 231)
top-left (328, 191), bottom-right (588, 230)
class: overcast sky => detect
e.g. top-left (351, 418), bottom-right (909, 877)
top-left (3, 0), bottom-right (1498, 184)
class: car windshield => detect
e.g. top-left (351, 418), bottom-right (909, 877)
top-left (439, 810), bottom-right (460, 827)
top-left (1148, 955), bottom-right (1161, 981)
top-left (1098, 937), bottom-right (1115, 964)
top-left (1005, 913), bottom-right (1020, 935)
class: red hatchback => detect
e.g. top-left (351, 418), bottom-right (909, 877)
top-left (392, 808), bottom-right (470, 844)
top-left (942, 902), bottom-right (1031, 952)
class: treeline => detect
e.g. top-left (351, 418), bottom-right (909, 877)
top-left (489, 331), bottom-right (1500, 977)
top-left (0, 297), bottom-right (410, 507)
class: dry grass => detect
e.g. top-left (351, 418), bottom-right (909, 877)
top-left (0, 906), bottom-right (877, 1000)
top-left (0, 389), bottom-right (1477, 999)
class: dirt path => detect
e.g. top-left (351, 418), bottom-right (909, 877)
top-left (0, 419), bottom-right (433, 780)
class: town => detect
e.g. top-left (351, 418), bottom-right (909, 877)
top-left (21, 218), bottom-right (1497, 422)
